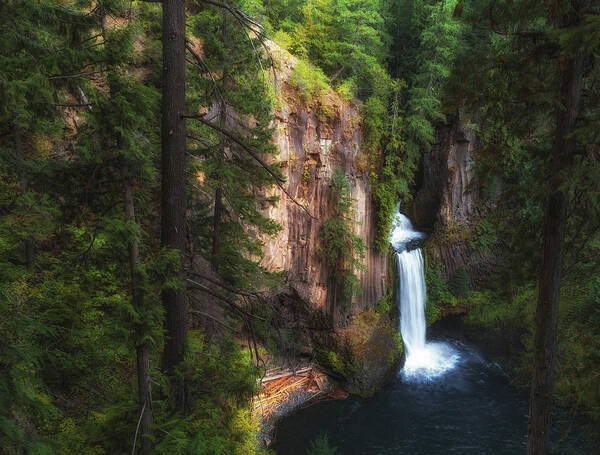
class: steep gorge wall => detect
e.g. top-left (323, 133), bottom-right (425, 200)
top-left (409, 119), bottom-right (498, 287)
top-left (260, 49), bottom-right (388, 324)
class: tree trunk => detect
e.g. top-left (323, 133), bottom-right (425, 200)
top-left (101, 11), bottom-right (155, 445)
top-left (526, 34), bottom-right (584, 455)
top-left (123, 165), bottom-right (153, 455)
top-left (161, 0), bottom-right (188, 411)
top-left (210, 12), bottom-right (230, 272)
top-left (13, 120), bottom-right (34, 269)
top-left (136, 343), bottom-right (152, 454)
top-left (210, 101), bottom-right (227, 272)
top-left (211, 185), bottom-right (224, 271)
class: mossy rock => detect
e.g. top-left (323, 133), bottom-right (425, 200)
top-left (324, 310), bottom-right (401, 397)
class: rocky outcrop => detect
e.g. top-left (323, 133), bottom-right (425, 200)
top-left (410, 120), bottom-right (479, 231)
top-left (260, 47), bottom-right (388, 324)
top-left (329, 310), bottom-right (401, 396)
top-left (409, 119), bottom-right (498, 287)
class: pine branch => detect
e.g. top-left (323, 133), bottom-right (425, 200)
top-left (183, 113), bottom-right (317, 219)
top-left (55, 103), bottom-right (92, 108)
top-left (186, 270), bottom-right (264, 297)
top-left (187, 283), bottom-right (266, 321)
top-left (185, 42), bottom-right (227, 108)
top-left (48, 70), bottom-right (107, 80)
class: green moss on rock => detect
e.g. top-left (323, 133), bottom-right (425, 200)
top-left (319, 309), bottom-right (401, 397)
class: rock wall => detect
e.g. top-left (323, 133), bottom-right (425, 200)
top-left (409, 119), bottom-right (498, 287)
top-left (260, 48), bottom-right (388, 324)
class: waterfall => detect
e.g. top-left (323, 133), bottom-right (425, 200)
top-left (389, 206), bottom-right (459, 381)
top-left (397, 249), bottom-right (426, 356)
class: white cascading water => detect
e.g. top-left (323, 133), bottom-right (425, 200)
top-left (389, 206), bottom-right (460, 381)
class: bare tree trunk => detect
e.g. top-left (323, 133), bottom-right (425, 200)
top-left (161, 0), bottom-right (188, 411)
top-left (526, 32), bottom-right (584, 455)
top-left (123, 165), bottom-right (153, 455)
top-left (13, 120), bottom-right (34, 269)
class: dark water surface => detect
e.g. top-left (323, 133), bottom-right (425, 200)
top-left (273, 339), bottom-right (592, 455)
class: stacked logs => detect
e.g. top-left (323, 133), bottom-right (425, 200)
top-left (252, 367), bottom-right (330, 419)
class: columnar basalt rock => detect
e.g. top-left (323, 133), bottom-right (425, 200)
top-left (260, 49), bottom-right (388, 324)
top-left (410, 119), bottom-right (498, 287)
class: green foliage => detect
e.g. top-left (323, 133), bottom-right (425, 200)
top-left (187, 1), bottom-right (283, 289)
top-left (553, 276), bottom-right (600, 436)
top-left (464, 286), bottom-right (534, 332)
top-left (152, 333), bottom-right (265, 455)
top-left (449, 267), bottom-right (470, 297)
top-left (448, 0), bottom-right (600, 287)
top-left (307, 434), bottom-right (338, 455)
top-left (322, 350), bottom-right (349, 377)
top-left (446, 1), bottom-right (600, 439)
top-left (374, 292), bottom-right (393, 314)
top-left (321, 169), bottom-right (366, 308)
top-left (367, 80), bottom-right (416, 251)
top-left (265, 0), bottom-right (387, 98)
top-left (464, 273), bottom-right (600, 438)
top-left (424, 260), bottom-right (456, 324)
top-left (393, 0), bottom-right (462, 144)
top-left (468, 219), bottom-right (497, 253)
top-left (289, 60), bottom-right (329, 104)
top-left (367, 0), bottom-right (464, 251)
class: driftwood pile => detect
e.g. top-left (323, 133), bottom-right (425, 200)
top-left (252, 367), bottom-right (330, 419)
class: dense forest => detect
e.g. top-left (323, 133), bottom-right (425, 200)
top-left (1, 0), bottom-right (598, 454)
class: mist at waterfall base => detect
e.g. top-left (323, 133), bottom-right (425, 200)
top-left (273, 208), bottom-right (591, 454)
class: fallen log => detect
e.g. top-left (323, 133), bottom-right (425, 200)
top-left (260, 367), bottom-right (312, 383)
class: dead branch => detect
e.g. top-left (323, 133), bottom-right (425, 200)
top-left (131, 400), bottom-right (146, 455)
top-left (185, 42), bottom-right (227, 108)
top-left (187, 278), bottom-right (266, 321)
top-left (186, 270), bottom-right (263, 297)
top-left (48, 70), bottom-right (107, 80)
top-left (189, 310), bottom-right (237, 331)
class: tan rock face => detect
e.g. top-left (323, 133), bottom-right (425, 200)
top-left (260, 55), bottom-right (388, 319)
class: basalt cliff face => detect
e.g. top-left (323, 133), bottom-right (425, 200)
top-left (409, 119), bottom-right (498, 287)
top-left (260, 49), bottom-right (388, 326)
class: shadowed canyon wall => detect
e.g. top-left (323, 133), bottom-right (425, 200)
top-left (409, 119), bottom-right (499, 287)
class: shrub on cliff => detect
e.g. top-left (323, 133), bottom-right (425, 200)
top-left (289, 60), bottom-right (329, 104)
top-left (320, 169), bottom-right (366, 310)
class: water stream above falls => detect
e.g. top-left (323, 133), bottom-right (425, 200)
top-left (273, 208), bottom-right (591, 454)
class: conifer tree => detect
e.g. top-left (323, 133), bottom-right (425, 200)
top-left (0, 0), bottom-right (95, 271)
top-left (97, 1), bottom-right (160, 449)
top-left (321, 168), bottom-right (366, 325)
top-left (186, 0), bottom-right (282, 289)
top-left (448, 1), bottom-right (600, 451)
